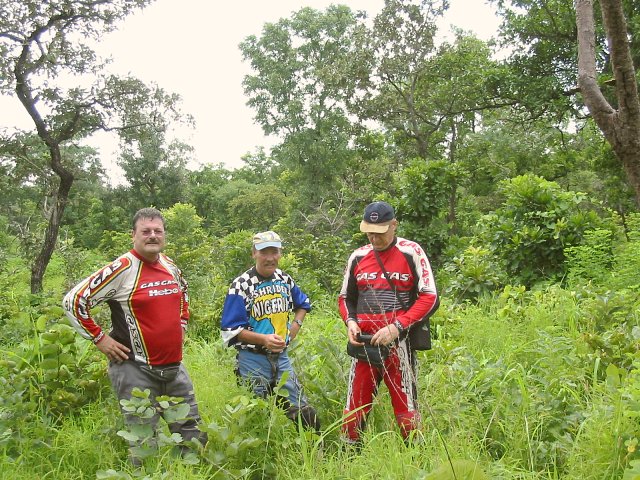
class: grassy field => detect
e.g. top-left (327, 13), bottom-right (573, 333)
top-left (1, 282), bottom-right (639, 479)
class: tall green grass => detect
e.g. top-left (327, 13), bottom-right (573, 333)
top-left (2, 278), bottom-right (639, 478)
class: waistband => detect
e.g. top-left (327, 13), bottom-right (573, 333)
top-left (235, 345), bottom-right (287, 356)
top-left (138, 361), bottom-right (181, 369)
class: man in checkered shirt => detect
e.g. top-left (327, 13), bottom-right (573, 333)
top-left (220, 231), bottom-right (319, 431)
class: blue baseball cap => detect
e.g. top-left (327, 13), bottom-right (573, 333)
top-left (360, 201), bottom-right (395, 233)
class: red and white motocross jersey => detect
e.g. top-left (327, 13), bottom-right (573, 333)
top-left (63, 249), bottom-right (189, 366)
top-left (338, 237), bottom-right (438, 334)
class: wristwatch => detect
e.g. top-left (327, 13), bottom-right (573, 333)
top-left (293, 319), bottom-right (303, 327)
top-left (393, 320), bottom-right (405, 334)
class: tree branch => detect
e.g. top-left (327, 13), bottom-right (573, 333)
top-left (576, 0), bottom-right (615, 121)
top-left (599, 0), bottom-right (640, 120)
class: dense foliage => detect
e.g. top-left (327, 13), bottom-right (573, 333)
top-left (1, 208), bottom-right (639, 479)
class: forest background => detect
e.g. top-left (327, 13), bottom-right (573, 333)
top-left (1, 0), bottom-right (640, 479)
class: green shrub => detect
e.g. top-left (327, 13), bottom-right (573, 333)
top-left (199, 392), bottom-right (298, 478)
top-left (0, 262), bottom-right (32, 346)
top-left (576, 288), bottom-right (640, 375)
top-left (162, 203), bottom-right (215, 279)
top-left (442, 245), bottom-right (506, 303)
top-left (98, 230), bottom-right (132, 261)
top-left (289, 311), bottom-right (349, 433)
top-left (481, 174), bottom-right (601, 286)
top-left (115, 388), bottom-right (200, 466)
top-left (4, 322), bottom-right (110, 415)
top-left (0, 321), bottom-right (110, 459)
top-left (396, 159), bottom-right (462, 261)
top-left (609, 215), bottom-right (640, 292)
top-left (565, 228), bottom-right (615, 286)
top-left (277, 231), bottom-right (351, 294)
top-left (212, 230), bottom-right (254, 286)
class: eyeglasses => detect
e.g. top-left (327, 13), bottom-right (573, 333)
top-left (138, 229), bottom-right (165, 237)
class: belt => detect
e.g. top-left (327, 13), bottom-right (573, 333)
top-left (236, 345), bottom-right (286, 356)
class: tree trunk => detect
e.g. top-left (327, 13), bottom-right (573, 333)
top-left (576, 0), bottom-right (640, 205)
top-left (14, 30), bottom-right (76, 293)
top-left (30, 157), bottom-right (74, 293)
top-left (447, 121), bottom-right (458, 235)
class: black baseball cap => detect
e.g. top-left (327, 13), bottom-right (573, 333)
top-left (360, 201), bottom-right (395, 233)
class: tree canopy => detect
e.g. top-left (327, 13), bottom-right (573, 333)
top-left (0, 0), bottom-right (639, 293)
top-left (0, 0), bottom-right (188, 292)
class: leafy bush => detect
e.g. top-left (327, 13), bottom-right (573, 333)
top-left (289, 311), bottom-right (349, 433)
top-left (199, 393), bottom-right (299, 478)
top-left (162, 203), bottom-right (215, 279)
top-left (5, 321), bottom-right (109, 414)
top-left (115, 388), bottom-right (200, 466)
top-left (481, 174), bottom-right (601, 286)
top-left (617, 360), bottom-right (640, 478)
top-left (575, 288), bottom-right (640, 375)
top-left (0, 214), bottom-right (12, 265)
top-left (212, 230), bottom-right (254, 286)
top-left (565, 228), bottom-right (615, 286)
top-left (56, 238), bottom-right (108, 290)
top-left (0, 261), bottom-right (32, 346)
top-left (442, 245), bottom-right (506, 302)
top-left (396, 159), bottom-right (462, 261)
top-left (276, 230), bottom-right (352, 294)
top-left (608, 213), bottom-right (640, 293)
top-left (98, 230), bottom-right (132, 261)
top-left (226, 184), bottom-right (289, 232)
top-left (0, 321), bottom-right (110, 458)
top-left (185, 273), bottom-right (227, 341)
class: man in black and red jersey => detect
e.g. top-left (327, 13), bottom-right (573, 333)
top-left (338, 201), bottom-right (438, 445)
top-left (63, 207), bottom-right (207, 463)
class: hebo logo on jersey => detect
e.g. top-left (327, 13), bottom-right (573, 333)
top-left (148, 288), bottom-right (180, 297)
top-left (139, 278), bottom-right (180, 297)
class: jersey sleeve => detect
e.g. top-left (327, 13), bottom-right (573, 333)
top-left (62, 256), bottom-right (131, 343)
top-left (161, 254), bottom-right (190, 329)
top-left (176, 265), bottom-right (190, 329)
top-left (220, 281), bottom-right (249, 347)
top-left (338, 251), bottom-right (360, 323)
top-left (397, 243), bottom-right (438, 328)
top-left (291, 284), bottom-right (311, 312)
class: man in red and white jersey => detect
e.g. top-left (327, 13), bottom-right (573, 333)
top-left (63, 207), bottom-right (206, 463)
top-left (338, 201), bottom-right (438, 445)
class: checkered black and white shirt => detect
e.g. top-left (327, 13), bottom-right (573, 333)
top-left (221, 266), bottom-right (311, 349)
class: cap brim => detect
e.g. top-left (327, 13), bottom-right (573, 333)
top-left (360, 220), bottom-right (391, 233)
top-left (254, 241), bottom-right (282, 250)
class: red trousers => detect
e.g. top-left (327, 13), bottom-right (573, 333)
top-left (342, 340), bottom-right (420, 441)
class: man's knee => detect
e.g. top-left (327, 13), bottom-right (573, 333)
top-left (396, 411), bottom-right (420, 439)
top-left (287, 405), bottom-right (320, 432)
top-left (180, 424), bottom-right (208, 446)
top-left (238, 373), bottom-right (272, 398)
top-left (341, 408), bottom-right (365, 442)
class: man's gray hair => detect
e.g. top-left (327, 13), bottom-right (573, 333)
top-left (132, 207), bottom-right (165, 230)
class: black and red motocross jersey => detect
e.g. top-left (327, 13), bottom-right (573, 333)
top-left (338, 237), bottom-right (438, 334)
top-left (63, 249), bottom-right (189, 366)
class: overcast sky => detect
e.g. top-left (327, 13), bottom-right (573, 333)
top-left (1, 0), bottom-right (500, 183)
